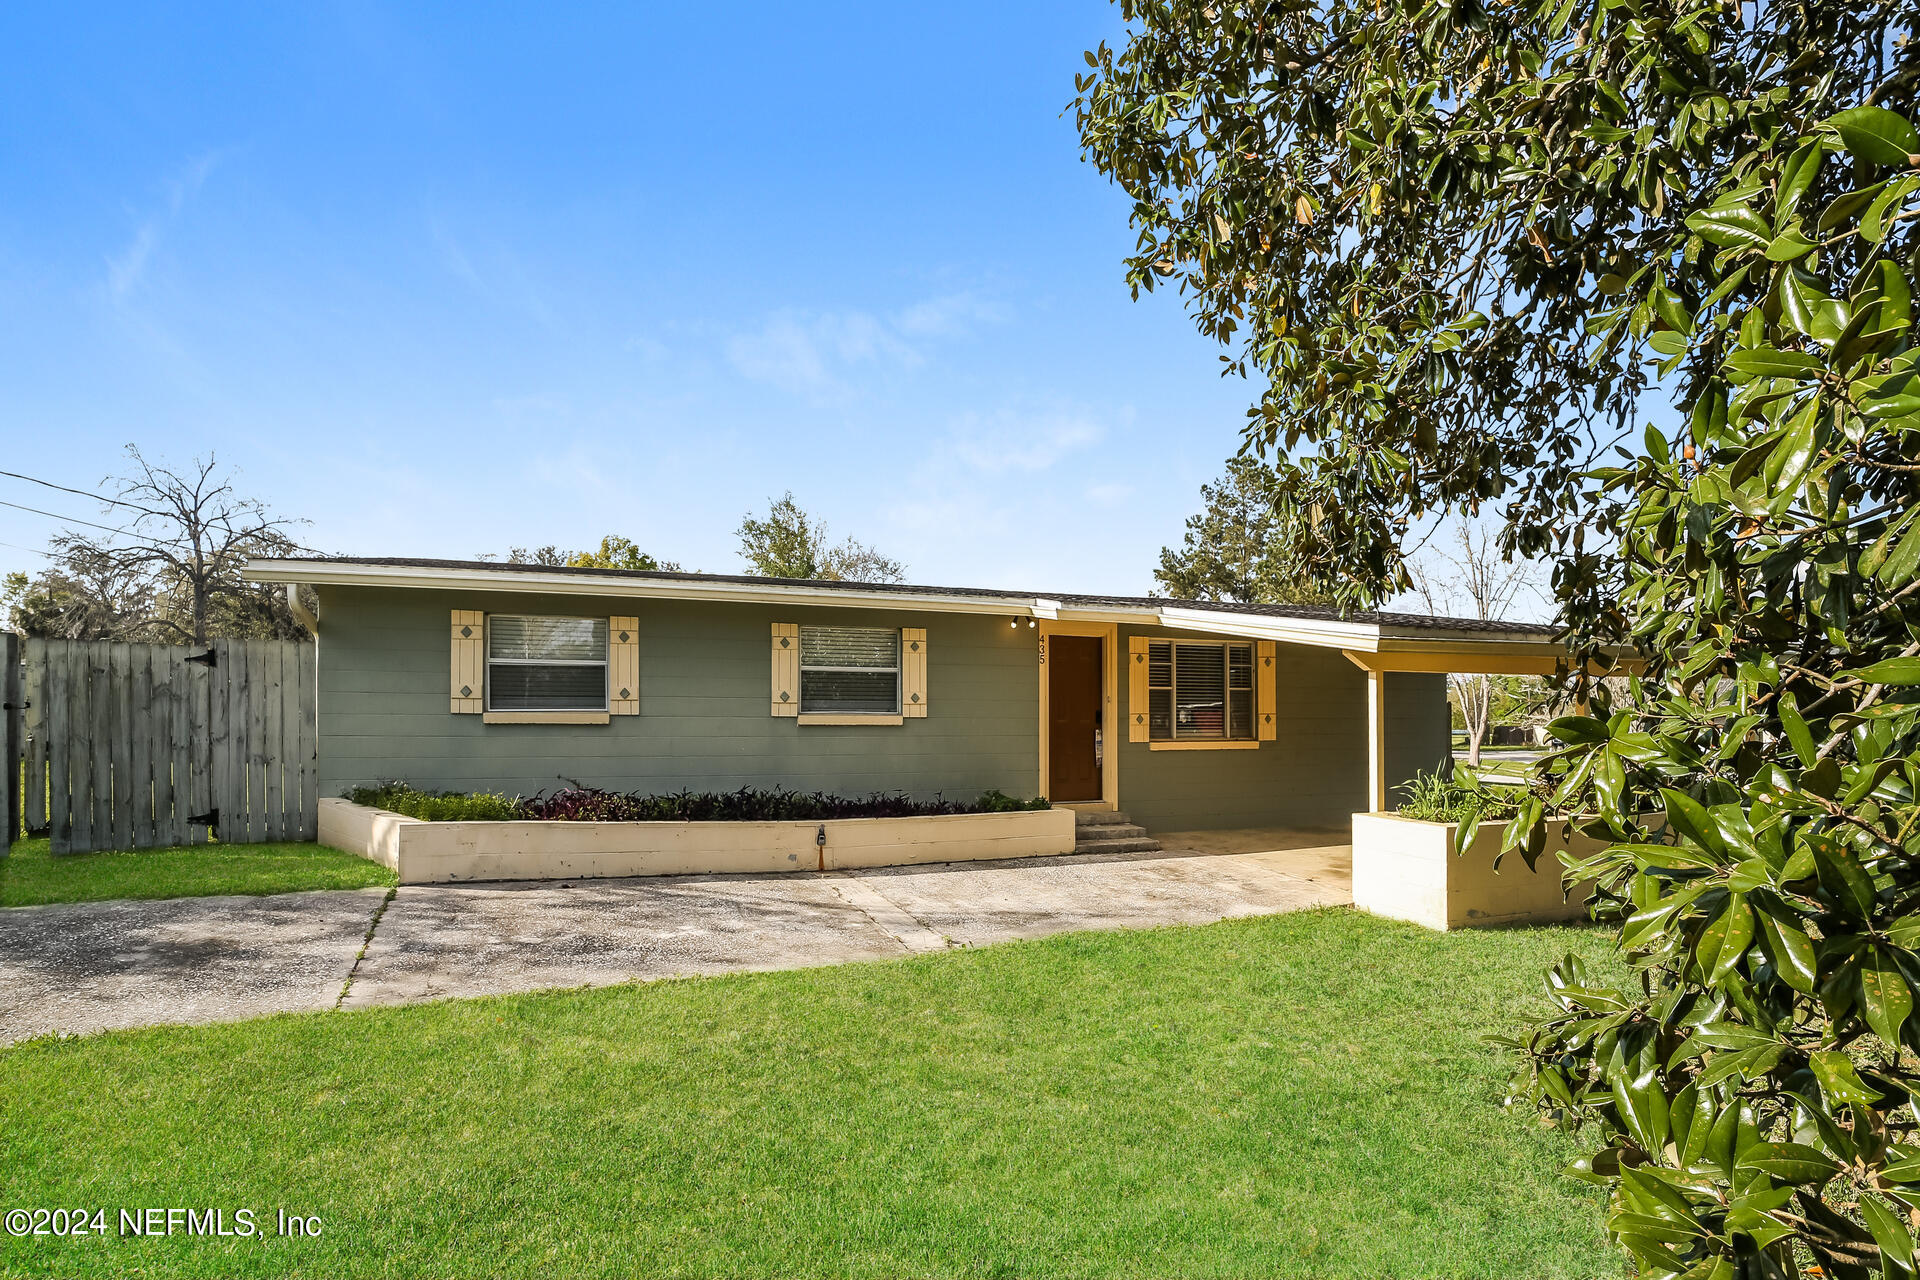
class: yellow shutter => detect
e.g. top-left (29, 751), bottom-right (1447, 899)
top-left (1257, 641), bottom-right (1278, 741)
top-left (902, 627), bottom-right (927, 717)
top-left (771, 622), bottom-right (800, 716)
top-left (1127, 635), bottom-right (1150, 742)
top-left (610, 617), bottom-right (640, 715)
top-left (450, 610), bottom-right (484, 714)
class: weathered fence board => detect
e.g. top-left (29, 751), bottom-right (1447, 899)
top-left (24, 640), bottom-right (46, 834)
top-left (11, 635), bottom-right (316, 854)
top-left (2, 633), bottom-right (19, 848)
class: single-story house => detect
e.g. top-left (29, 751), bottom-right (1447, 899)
top-left (244, 557), bottom-right (1569, 837)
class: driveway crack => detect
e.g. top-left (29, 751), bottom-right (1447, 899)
top-left (824, 874), bottom-right (950, 954)
top-left (336, 887), bottom-right (397, 1010)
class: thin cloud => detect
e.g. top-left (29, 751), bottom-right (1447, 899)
top-left (945, 406), bottom-right (1102, 474)
top-left (105, 151), bottom-right (224, 303)
top-left (426, 217), bottom-right (557, 330)
top-left (725, 290), bottom-right (1003, 398)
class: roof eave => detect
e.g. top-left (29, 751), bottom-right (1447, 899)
top-left (244, 558), bottom-right (1580, 656)
top-left (243, 558), bottom-right (1046, 619)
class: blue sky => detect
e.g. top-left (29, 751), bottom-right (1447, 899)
top-left (0, 3), bottom-right (1269, 597)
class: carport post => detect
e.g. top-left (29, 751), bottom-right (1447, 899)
top-left (1365, 667), bottom-right (1386, 814)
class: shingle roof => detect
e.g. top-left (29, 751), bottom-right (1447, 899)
top-left (260, 555), bottom-right (1558, 637)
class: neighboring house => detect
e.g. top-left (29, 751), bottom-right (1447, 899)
top-left (243, 557), bottom-right (1564, 834)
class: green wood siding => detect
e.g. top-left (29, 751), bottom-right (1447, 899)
top-left (316, 588), bottom-right (1451, 834)
top-left (1115, 627), bottom-right (1451, 833)
top-left (315, 586), bottom-right (1039, 803)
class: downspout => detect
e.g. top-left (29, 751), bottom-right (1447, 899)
top-left (286, 583), bottom-right (319, 634)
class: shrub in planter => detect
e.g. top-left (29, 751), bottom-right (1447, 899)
top-left (343, 783), bottom-right (521, 822)
top-left (344, 783), bottom-right (1051, 823)
top-left (1394, 768), bottom-right (1522, 826)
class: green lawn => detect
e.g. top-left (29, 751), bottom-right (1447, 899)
top-left (0, 909), bottom-right (1616, 1278)
top-left (1, 837), bottom-right (396, 908)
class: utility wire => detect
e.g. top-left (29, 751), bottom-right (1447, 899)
top-left (0, 468), bottom-right (156, 515)
top-left (0, 496), bottom-right (142, 540)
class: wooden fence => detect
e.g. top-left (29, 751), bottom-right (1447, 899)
top-left (11, 637), bottom-right (317, 854)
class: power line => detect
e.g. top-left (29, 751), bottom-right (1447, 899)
top-left (0, 468), bottom-right (155, 516)
top-left (0, 539), bottom-right (56, 560)
top-left (0, 496), bottom-right (142, 540)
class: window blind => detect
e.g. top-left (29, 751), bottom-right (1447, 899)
top-left (800, 626), bottom-right (900, 714)
top-left (1146, 639), bottom-right (1257, 741)
top-left (487, 616), bottom-right (608, 711)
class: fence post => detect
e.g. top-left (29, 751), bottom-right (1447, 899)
top-left (2, 632), bottom-right (19, 851)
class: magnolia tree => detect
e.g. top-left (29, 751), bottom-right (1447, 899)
top-left (1078, 0), bottom-right (1920, 1273)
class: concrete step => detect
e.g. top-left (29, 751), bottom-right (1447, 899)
top-left (1072, 835), bottom-right (1165, 855)
top-left (1073, 822), bottom-right (1151, 841)
top-left (1071, 809), bottom-right (1132, 827)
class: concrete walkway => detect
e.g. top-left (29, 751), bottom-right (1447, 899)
top-left (0, 831), bottom-right (1350, 1043)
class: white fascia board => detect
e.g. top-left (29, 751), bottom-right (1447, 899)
top-left (1135, 606), bottom-right (1570, 655)
top-left (1152, 605), bottom-right (1385, 650)
top-left (243, 559), bottom-right (1048, 620)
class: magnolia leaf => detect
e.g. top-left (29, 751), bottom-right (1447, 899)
top-left (1888, 915), bottom-right (1920, 950)
top-left (1880, 1148), bottom-right (1920, 1183)
top-left (1736, 1141), bottom-right (1842, 1185)
top-left (1861, 947), bottom-right (1914, 1046)
top-left (1778, 691), bottom-right (1818, 767)
top-left (1808, 834), bottom-right (1878, 920)
top-left (1776, 141), bottom-right (1826, 218)
top-left (1830, 106), bottom-right (1920, 168)
top-left (1686, 204), bottom-right (1771, 250)
top-left (1756, 910), bottom-right (1819, 993)
top-left (1809, 1049), bottom-right (1883, 1106)
top-left (1661, 788), bottom-right (1726, 856)
top-left (1764, 226), bottom-right (1818, 262)
top-left (1877, 259), bottom-right (1913, 327)
top-left (1841, 657), bottom-right (1920, 685)
top-left (1862, 1195), bottom-right (1916, 1268)
top-left (1724, 348), bottom-right (1822, 380)
top-left (1697, 897), bottom-right (1755, 985)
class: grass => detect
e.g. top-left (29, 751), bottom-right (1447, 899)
top-left (1, 837), bottom-right (396, 908)
top-left (0, 909), bottom-right (1617, 1278)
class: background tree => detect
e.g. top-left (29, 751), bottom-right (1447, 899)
top-left (483, 536), bottom-right (684, 572)
top-left (1406, 520), bottom-right (1546, 765)
top-left (564, 535), bottom-right (682, 573)
top-left (4, 448), bottom-right (309, 642)
top-left (1, 546), bottom-right (151, 640)
top-left (1155, 455), bottom-right (1336, 604)
top-left (736, 492), bottom-right (906, 583)
top-left (1080, 0), bottom-right (1920, 1274)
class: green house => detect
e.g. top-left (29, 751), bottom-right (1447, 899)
top-left (244, 557), bottom-right (1565, 836)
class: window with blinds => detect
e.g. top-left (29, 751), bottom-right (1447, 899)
top-left (487, 616), bottom-right (609, 711)
top-left (1146, 640), bottom-right (1255, 741)
top-left (800, 626), bottom-right (900, 714)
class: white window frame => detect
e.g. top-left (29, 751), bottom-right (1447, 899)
top-left (485, 614), bottom-right (610, 713)
top-left (1147, 640), bottom-right (1256, 742)
top-left (798, 626), bottom-right (901, 716)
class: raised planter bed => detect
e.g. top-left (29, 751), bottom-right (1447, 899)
top-left (1351, 811), bottom-right (1604, 931)
top-left (319, 797), bottom-right (1077, 885)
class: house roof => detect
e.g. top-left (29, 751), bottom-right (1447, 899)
top-left (245, 555), bottom-right (1572, 664)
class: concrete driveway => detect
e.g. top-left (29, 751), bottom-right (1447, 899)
top-left (0, 832), bottom-right (1350, 1042)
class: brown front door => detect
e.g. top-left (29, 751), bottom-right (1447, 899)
top-left (1048, 635), bottom-right (1102, 802)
